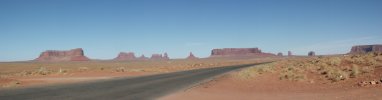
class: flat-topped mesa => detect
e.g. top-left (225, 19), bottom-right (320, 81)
top-left (349, 45), bottom-right (382, 54)
top-left (114, 52), bottom-right (136, 60)
top-left (35, 48), bottom-right (89, 61)
top-left (186, 52), bottom-right (198, 59)
top-left (210, 48), bottom-right (276, 58)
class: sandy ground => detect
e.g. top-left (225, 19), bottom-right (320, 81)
top-left (161, 69), bottom-right (382, 100)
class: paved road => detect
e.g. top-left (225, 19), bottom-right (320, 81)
top-left (0, 63), bottom-right (262, 100)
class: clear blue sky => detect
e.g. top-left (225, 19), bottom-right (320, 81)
top-left (1, 0), bottom-right (381, 61)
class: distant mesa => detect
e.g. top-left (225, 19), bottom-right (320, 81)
top-left (150, 53), bottom-right (170, 60)
top-left (150, 54), bottom-right (163, 60)
top-left (114, 52), bottom-right (136, 61)
top-left (186, 52), bottom-right (198, 59)
top-left (210, 48), bottom-right (276, 58)
top-left (277, 52), bottom-right (283, 56)
top-left (113, 52), bottom-right (169, 61)
top-left (308, 51), bottom-right (315, 56)
top-left (137, 54), bottom-right (149, 60)
top-left (349, 44), bottom-right (382, 54)
top-left (35, 48), bottom-right (89, 61)
top-left (288, 51), bottom-right (292, 56)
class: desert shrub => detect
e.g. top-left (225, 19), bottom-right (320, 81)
top-left (327, 69), bottom-right (349, 82)
top-left (364, 57), bottom-right (378, 66)
top-left (19, 71), bottom-right (33, 76)
top-left (279, 65), bottom-right (306, 81)
top-left (327, 57), bottom-right (342, 66)
top-left (350, 64), bottom-right (360, 78)
top-left (376, 56), bottom-right (382, 61)
top-left (279, 71), bottom-right (306, 81)
top-left (237, 67), bottom-right (257, 79)
top-left (37, 67), bottom-right (50, 75)
top-left (115, 67), bottom-right (126, 72)
top-left (58, 68), bottom-right (68, 73)
top-left (255, 63), bottom-right (276, 74)
top-left (360, 65), bottom-right (374, 73)
top-left (236, 63), bottom-right (276, 79)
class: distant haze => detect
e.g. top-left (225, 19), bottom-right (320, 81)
top-left (1, 0), bottom-right (382, 61)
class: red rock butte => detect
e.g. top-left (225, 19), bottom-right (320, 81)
top-left (349, 45), bottom-right (382, 54)
top-left (186, 52), bottom-right (198, 59)
top-left (210, 48), bottom-right (276, 58)
top-left (150, 53), bottom-right (170, 60)
top-left (35, 48), bottom-right (89, 61)
top-left (137, 55), bottom-right (149, 60)
top-left (308, 51), bottom-right (315, 56)
top-left (114, 52), bottom-right (136, 61)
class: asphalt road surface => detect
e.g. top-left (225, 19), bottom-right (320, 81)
top-left (0, 63), bottom-right (262, 100)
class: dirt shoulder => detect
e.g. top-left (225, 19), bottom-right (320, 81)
top-left (161, 69), bottom-right (382, 100)
top-left (161, 53), bottom-right (382, 100)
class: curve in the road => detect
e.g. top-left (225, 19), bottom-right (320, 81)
top-left (0, 63), bottom-right (265, 100)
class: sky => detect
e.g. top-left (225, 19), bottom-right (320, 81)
top-left (0, 0), bottom-right (381, 61)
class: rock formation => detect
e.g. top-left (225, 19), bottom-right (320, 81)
top-left (288, 51), bottom-right (292, 56)
top-left (163, 52), bottom-right (170, 60)
top-left (277, 52), bottom-right (283, 56)
top-left (150, 53), bottom-right (170, 60)
top-left (150, 54), bottom-right (163, 59)
top-left (186, 52), bottom-right (198, 59)
top-left (114, 52), bottom-right (136, 60)
top-left (308, 51), bottom-right (315, 56)
top-left (211, 48), bottom-right (262, 56)
top-left (137, 55), bottom-right (149, 60)
top-left (349, 45), bottom-right (382, 54)
top-left (210, 48), bottom-right (276, 58)
top-left (35, 48), bottom-right (89, 61)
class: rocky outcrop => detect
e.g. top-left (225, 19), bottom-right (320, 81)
top-left (186, 52), bottom-right (198, 59)
top-left (349, 45), bottom-right (382, 54)
top-left (308, 51), bottom-right (315, 56)
top-left (211, 48), bottom-right (261, 56)
top-left (150, 53), bottom-right (170, 60)
top-left (35, 48), bottom-right (89, 61)
top-left (277, 52), bottom-right (283, 56)
top-left (288, 51), bottom-right (292, 56)
top-left (210, 48), bottom-right (276, 58)
top-left (137, 55), bottom-right (149, 60)
top-left (163, 53), bottom-right (169, 60)
top-left (114, 52), bottom-right (136, 60)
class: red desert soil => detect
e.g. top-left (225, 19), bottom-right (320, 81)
top-left (161, 70), bottom-right (382, 100)
top-left (0, 71), bottom-right (154, 88)
top-left (0, 58), bottom-right (274, 89)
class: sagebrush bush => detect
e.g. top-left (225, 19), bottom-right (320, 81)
top-left (350, 64), bottom-right (360, 78)
top-left (327, 57), bottom-right (342, 66)
top-left (327, 69), bottom-right (349, 82)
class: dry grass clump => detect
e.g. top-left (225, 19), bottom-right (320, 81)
top-left (236, 52), bottom-right (382, 83)
top-left (237, 63), bottom-right (276, 79)
top-left (115, 67), bottom-right (126, 72)
top-left (279, 65), bottom-right (306, 81)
